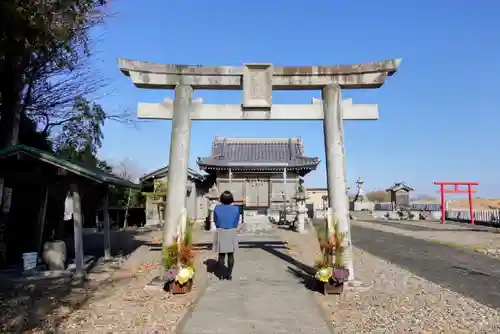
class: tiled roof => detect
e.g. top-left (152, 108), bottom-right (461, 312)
top-left (386, 182), bottom-right (414, 192)
top-left (197, 137), bottom-right (320, 170)
top-left (0, 145), bottom-right (139, 189)
top-left (139, 166), bottom-right (205, 183)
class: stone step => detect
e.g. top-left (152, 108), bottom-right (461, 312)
top-left (240, 215), bottom-right (274, 235)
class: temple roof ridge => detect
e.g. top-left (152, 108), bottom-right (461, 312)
top-left (198, 136), bottom-right (319, 175)
top-left (213, 136), bottom-right (303, 143)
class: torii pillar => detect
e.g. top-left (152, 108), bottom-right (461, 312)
top-left (118, 58), bottom-right (402, 281)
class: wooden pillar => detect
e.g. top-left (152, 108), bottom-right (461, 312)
top-left (0, 178), bottom-right (5, 263)
top-left (70, 182), bottom-right (84, 278)
top-left (103, 186), bottom-right (111, 260)
top-left (468, 184), bottom-right (474, 225)
top-left (0, 178), bottom-right (4, 206)
top-left (123, 188), bottom-right (132, 228)
top-left (36, 187), bottom-right (49, 255)
top-left (440, 184), bottom-right (445, 224)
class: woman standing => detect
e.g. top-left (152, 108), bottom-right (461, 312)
top-left (213, 190), bottom-right (241, 280)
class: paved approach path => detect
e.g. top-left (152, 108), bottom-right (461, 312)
top-left (181, 230), bottom-right (332, 334)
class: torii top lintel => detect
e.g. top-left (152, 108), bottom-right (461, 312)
top-left (118, 57), bottom-right (401, 90)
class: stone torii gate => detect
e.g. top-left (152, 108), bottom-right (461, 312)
top-left (118, 58), bottom-right (401, 280)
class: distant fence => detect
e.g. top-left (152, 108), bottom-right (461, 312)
top-left (373, 202), bottom-right (500, 225)
top-left (374, 203), bottom-right (442, 211)
top-left (446, 209), bottom-right (500, 225)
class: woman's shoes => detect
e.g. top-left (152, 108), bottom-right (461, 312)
top-left (218, 275), bottom-right (233, 280)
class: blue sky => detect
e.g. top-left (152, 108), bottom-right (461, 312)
top-left (91, 0), bottom-right (499, 196)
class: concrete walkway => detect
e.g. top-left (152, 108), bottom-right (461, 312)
top-left (181, 231), bottom-right (332, 334)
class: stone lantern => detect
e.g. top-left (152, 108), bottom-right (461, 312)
top-left (352, 177), bottom-right (374, 212)
top-left (293, 179), bottom-right (308, 233)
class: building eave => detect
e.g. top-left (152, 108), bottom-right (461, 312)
top-left (197, 157), bottom-right (320, 169)
top-left (139, 166), bottom-right (206, 183)
top-left (197, 163), bottom-right (319, 171)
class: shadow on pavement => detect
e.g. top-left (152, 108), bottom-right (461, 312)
top-left (194, 240), bottom-right (320, 292)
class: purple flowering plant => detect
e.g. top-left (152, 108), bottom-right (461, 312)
top-left (330, 267), bottom-right (350, 284)
top-left (164, 268), bottom-right (179, 282)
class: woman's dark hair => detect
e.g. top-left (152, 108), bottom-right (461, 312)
top-left (220, 190), bottom-right (234, 205)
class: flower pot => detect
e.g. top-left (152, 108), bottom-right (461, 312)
top-left (323, 281), bottom-right (344, 295)
top-left (169, 279), bottom-right (193, 294)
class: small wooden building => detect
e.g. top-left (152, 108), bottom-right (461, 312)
top-left (139, 167), bottom-right (210, 225)
top-left (386, 182), bottom-right (414, 211)
top-left (0, 145), bottom-right (139, 274)
top-left (197, 137), bottom-right (320, 215)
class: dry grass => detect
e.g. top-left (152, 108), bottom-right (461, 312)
top-left (403, 197), bottom-right (500, 210)
top-left (448, 198), bottom-right (500, 210)
top-left (0, 228), bottom-right (210, 333)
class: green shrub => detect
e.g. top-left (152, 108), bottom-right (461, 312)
top-left (163, 244), bottom-right (178, 269)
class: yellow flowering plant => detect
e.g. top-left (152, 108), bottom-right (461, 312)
top-left (162, 212), bottom-right (196, 285)
top-left (314, 219), bottom-right (350, 284)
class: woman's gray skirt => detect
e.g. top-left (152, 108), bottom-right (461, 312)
top-left (213, 228), bottom-right (238, 254)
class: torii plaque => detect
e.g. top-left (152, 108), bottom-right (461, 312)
top-left (118, 57), bottom-right (401, 280)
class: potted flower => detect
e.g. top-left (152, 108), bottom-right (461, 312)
top-left (163, 264), bottom-right (195, 294)
top-left (314, 222), bottom-right (350, 295)
top-left (162, 212), bottom-right (196, 294)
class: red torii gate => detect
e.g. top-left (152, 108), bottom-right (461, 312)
top-left (434, 181), bottom-right (479, 225)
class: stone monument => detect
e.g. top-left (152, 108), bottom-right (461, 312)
top-left (352, 177), bottom-right (374, 212)
top-left (118, 57), bottom-right (402, 281)
top-left (293, 179), bottom-right (308, 233)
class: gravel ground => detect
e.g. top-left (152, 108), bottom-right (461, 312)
top-left (1, 228), bottom-right (210, 333)
top-left (353, 219), bottom-right (500, 256)
top-left (276, 225), bottom-right (500, 334)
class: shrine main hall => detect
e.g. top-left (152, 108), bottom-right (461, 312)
top-left (140, 136), bottom-right (319, 224)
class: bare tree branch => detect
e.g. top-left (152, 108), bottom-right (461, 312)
top-left (0, 0), bottom-right (116, 147)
